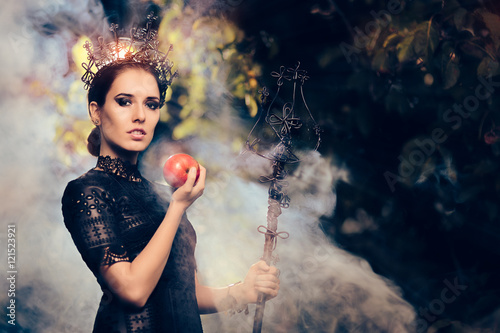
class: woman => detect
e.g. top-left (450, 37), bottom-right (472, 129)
top-left (61, 31), bottom-right (279, 332)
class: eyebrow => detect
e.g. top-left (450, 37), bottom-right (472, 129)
top-left (114, 93), bottom-right (160, 101)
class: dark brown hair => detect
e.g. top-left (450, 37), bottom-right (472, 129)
top-left (86, 61), bottom-right (165, 156)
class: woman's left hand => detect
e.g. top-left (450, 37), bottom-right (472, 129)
top-left (239, 260), bottom-right (280, 304)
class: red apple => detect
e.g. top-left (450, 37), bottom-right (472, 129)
top-left (163, 153), bottom-right (200, 188)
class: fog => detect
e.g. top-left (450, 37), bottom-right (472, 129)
top-left (0, 0), bottom-right (417, 332)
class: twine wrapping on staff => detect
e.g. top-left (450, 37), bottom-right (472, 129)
top-left (257, 225), bottom-right (290, 251)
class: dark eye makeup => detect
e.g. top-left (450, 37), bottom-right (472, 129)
top-left (146, 100), bottom-right (160, 110)
top-left (116, 97), bottom-right (132, 107)
top-left (114, 94), bottom-right (160, 110)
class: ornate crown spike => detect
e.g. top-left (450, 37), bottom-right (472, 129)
top-left (81, 13), bottom-right (178, 103)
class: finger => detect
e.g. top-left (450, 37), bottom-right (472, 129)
top-left (255, 285), bottom-right (279, 298)
top-left (182, 167), bottom-right (198, 188)
top-left (266, 266), bottom-right (279, 277)
top-left (256, 260), bottom-right (271, 272)
top-left (255, 273), bottom-right (280, 285)
top-left (256, 283), bottom-right (280, 292)
top-left (194, 165), bottom-right (206, 190)
top-left (257, 265), bottom-right (279, 279)
top-left (254, 277), bottom-right (280, 289)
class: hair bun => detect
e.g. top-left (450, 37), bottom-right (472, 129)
top-left (87, 126), bottom-right (101, 157)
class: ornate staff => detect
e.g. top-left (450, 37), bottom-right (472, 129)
top-left (245, 62), bottom-right (321, 333)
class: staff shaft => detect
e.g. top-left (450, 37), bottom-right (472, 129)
top-left (253, 197), bottom-right (282, 333)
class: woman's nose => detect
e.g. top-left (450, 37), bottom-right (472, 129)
top-left (133, 105), bottom-right (146, 122)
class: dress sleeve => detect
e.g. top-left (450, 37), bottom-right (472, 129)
top-left (61, 180), bottom-right (131, 277)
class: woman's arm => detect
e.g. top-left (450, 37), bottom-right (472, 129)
top-left (100, 167), bottom-right (205, 308)
top-left (196, 261), bottom-right (280, 314)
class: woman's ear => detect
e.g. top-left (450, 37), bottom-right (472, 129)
top-left (89, 102), bottom-right (101, 125)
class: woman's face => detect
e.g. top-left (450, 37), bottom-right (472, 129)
top-left (90, 68), bottom-right (161, 161)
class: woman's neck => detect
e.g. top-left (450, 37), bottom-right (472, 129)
top-left (99, 147), bottom-right (139, 165)
top-left (94, 155), bottom-right (142, 182)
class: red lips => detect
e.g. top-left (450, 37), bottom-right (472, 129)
top-left (128, 128), bottom-right (147, 140)
top-left (128, 128), bottom-right (146, 135)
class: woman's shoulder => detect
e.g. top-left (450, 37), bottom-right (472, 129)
top-left (62, 169), bottom-right (113, 201)
top-left (65, 169), bottom-right (106, 187)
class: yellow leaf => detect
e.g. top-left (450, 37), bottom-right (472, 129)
top-left (220, 23), bottom-right (237, 45)
top-left (74, 119), bottom-right (93, 135)
top-left (383, 33), bottom-right (402, 48)
top-left (160, 106), bottom-right (171, 122)
top-left (397, 35), bottom-right (414, 63)
top-left (232, 137), bottom-right (244, 153)
top-left (54, 95), bottom-right (67, 114)
top-left (72, 36), bottom-right (90, 76)
top-left (245, 94), bottom-right (259, 117)
top-left (164, 85), bottom-right (173, 102)
top-left (68, 80), bottom-right (86, 105)
top-left (172, 117), bottom-right (199, 140)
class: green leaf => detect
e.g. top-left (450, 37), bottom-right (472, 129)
top-left (413, 29), bottom-right (426, 56)
top-left (383, 33), bottom-right (403, 48)
top-left (454, 7), bottom-right (467, 31)
top-left (444, 57), bottom-right (460, 89)
top-left (476, 8), bottom-right (500, 53)
top-left (442, 0), bottom-right (461, 16)
top-left (412, 20), bottom-right (439, 64)
top-left (426, 19), bottom-right (439, 59)
top-left (372, 49), bottom-right (389, 72)
top-left (397, 35), bottom-right (414, 63)
top-left (477, 57), bottom-right (500, 77)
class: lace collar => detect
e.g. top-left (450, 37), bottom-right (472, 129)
top-left (96, 155), bottom-right (142, 182)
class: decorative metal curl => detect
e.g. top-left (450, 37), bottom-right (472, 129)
top-left (271, 66), bottom-right (288, 86)
top-left (81, 61), bottom-right (95, 90)
top-left (246, 63), bottom-right (321, 161)
top-left (259, 160), bottom-right (290, 208)
top-left (287, 62), bottom-right (309, 84)
top-left (259, 86), bottom-right (269, 102)
top-left (268, 104), bottom-right (303, 136)
top-left (110, 23), bottom-right (119, 41)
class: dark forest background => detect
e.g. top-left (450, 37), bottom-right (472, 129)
top-left (229, 0), bottom-right (500, 329)
top-left (234, 0), bottom-right (500, 330)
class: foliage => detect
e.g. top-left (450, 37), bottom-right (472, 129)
top-left (360, 0), bottom-right (500, 131)
top-left (337, 0), bottom-right (500, 189)
top-left (53, 1), bottom-right (263, 166)
top-left (323, 0), bottom-right (500, 325)
top-left (157, 2), bottom-right (262, 141)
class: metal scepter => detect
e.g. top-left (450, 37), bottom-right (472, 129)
top-left (245, 62), bottom-right (321, 333)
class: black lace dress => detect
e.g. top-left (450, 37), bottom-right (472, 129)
top-left (61, 156), bottom-right (203, 333)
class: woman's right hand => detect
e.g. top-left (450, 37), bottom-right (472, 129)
top-left (170, 165), bottom-right (206, 210)
top-left (99, 165), bottom-right (206, 309)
